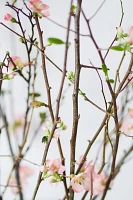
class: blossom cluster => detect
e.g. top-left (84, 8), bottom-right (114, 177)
top-left (70, 156), bottom-right (108, 195)
top-left (42, 121), bottom-right (67, 141)
top-left (40, 158), bottom-right (65, 183)
top-left (40, 156), bottom-right (109, 196)
top-left (4, 0), bottom-right (50, 25)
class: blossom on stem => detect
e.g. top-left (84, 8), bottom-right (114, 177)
top-left (4, 13), bottom-right (13, 21)
top-left (70, 172), bottom-right (91, 193)
top-left (9, 56), bottom-right (27, 70)
top-left (71, 160), bottom-right (95, 193)
top-left (4, 13), bottom-right (17, 23)
top-left (91, 172), bottom-right (108, 196)
top-left (29, 0), bottom-right (50, 18)
top-left (46, 159), bottom-right (65, 175)
top-left (70, 156), bottom-right (110, 194)
top-left (40, 158), bottom-right (65, 183)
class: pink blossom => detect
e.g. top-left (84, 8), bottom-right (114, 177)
top-left (120, 121), bottom-right (133, 136)
top-left (129, 109), bottom-right (133, 118)
top-left (70, 172), bottom-right (91, 193)
top-left (4, 13), bottom-right (13, 21)
top-left (91, 172), bottom-right (108, 196)
top-left (9, 56), bottom-right (26, 70)
top-left (29, 0), bottom-right (50, 17)
top-left (127, 26), bottom-right (133, 44)
top-left (71, 159), bottom-right (95, 193)
top-left (46, 158), bottom-right (65, 175)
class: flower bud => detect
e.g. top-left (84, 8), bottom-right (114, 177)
top-left (30, 100), bottom-right (48, 108)
top-left (117, 26), bottom-right (123, 39)
top-left (3, 73), bottom-right (15, 80)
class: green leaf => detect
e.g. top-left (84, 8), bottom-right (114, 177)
top-left (78, 90), bottom-right (86, 97)
top-left (109, 79), bottom-right (114, 83)
top-left (71, 5), bottom-right (77, 13)
top-left (48, 38), bottom-right (65, 45)
top-left (29, 93), bottom-right (41, 97)
top-left (110, 108), bottom-right (114, 114)
top-left (39, 112), bottom-right (47, 121)
top-left (42, 136), bottom-right (48, 143)
top-left (102, 63), bottom-right (108, 76)
top-left (111, 45), bottom-right (125, 51)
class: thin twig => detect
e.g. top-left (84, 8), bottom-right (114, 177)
top-left (69, 1), bottom-right (82, 199)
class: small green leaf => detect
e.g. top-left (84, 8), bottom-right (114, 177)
top-left (111, 45), bottom-right (125, 51)
top-left (29, 93), bottom-right (41, 97)
top-left (109, 79), bottom-right (114, 83)
top-left (110, 108), bottom-right (114, 114)
top-left (102, 63), bottom-right (108, 76)
top-left (71, 5), bottom-right (77, 13)
top-left (78, 90), bottom-right (86, 97)
top-left (39, 112), bottom-right (47, 121)
top-left (11, 18), bottom-right (17, 23)
top-left (42, 136), bottom-right (48, 143)
top-left (48, 38), bottom-right (65, 45)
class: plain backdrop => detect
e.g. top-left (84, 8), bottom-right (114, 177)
top-left (0, 0), bottom-right (133, 199)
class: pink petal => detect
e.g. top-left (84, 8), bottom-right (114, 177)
top-left (4, 13), bottom-right (12, 21)
top-left (40, 165), bottom-right (47, 172)
top-left (58, 166), bottom-right (65, 174)
top-left (83, 178), bottom-right (91, 191)
top-left (42, 11), bottom-right (50, 17)
top-left (53, 158), bottom-right (61, 169)
top-left (71, 181), bottom-right (84, 193)
top-left (41, 4), bottom-right (49, 10)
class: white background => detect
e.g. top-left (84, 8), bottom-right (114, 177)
top-left (0, 0), bottom-right (133, 199)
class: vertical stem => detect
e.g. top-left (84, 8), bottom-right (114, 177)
top-left (69, 0), bottom-right (82, 199)
top-left (35, 16), bottom-right (54, 122)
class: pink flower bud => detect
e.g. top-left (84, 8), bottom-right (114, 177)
top-left (40, 165), bottom-right (47, 172)
top-left (117, 26), bottom-right (123, 38)
top-left (4, 13), bottom-right (13, 21)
